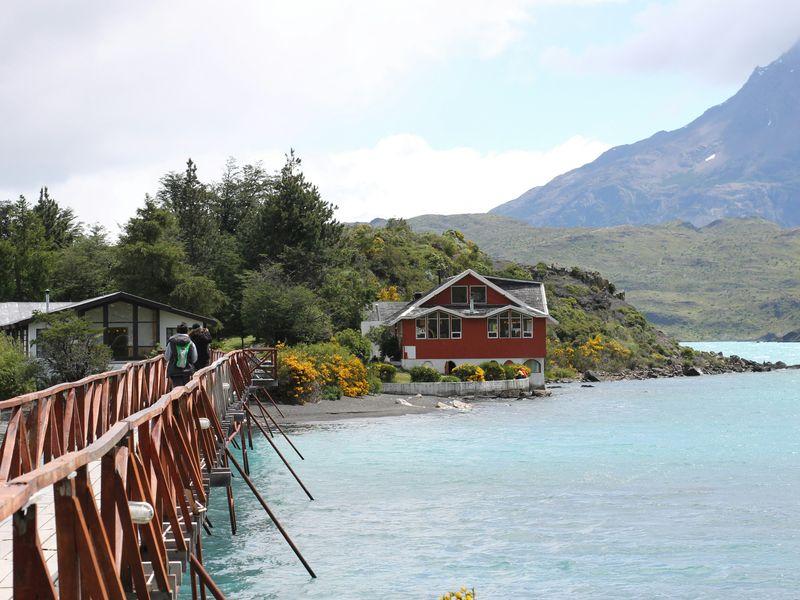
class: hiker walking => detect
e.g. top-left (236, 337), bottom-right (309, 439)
top-left (165, 322), bottom-right (197, 388)
top-left (190, 323), bottom-right (212, 370)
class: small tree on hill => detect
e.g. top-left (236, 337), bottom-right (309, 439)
top-left (33, 311), bottom-right (111, 383)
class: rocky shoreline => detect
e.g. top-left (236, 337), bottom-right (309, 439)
top-left (552, 353), bottom-right (798, 384)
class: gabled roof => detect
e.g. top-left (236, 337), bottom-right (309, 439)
top-left (385, 269), bottom-right (556, 325)
top-left (364, 301), bottom-right (409, 323)
top-left (0, 291), bottom-right (217, 328)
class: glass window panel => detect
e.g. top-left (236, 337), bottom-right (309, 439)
top-left (499, 316), bottom-right (510, 338)
top-left (138, 306), bottom-right (155, 322)
top-left (487, 318), bottom-right (498, 338)
top-left (106, 327), bottom-right (131, 360)
top-left (439, 316), bottom-right (450, 338)
top-left (108, 302), bottom-right (133, 323)
top-left (137, 322), bottom-right (157, 347)
top-left (511, 316), bottom-right (522, 338)
top-left (470, 286), bottom-right (487, 304)
top-left (83, 307), bottom-right (103, 324)
top-left (427, 315), bottom-right (438, 339)
top-left (451, 286), bottom-right (468, 304)
top-left (416, 318), bottom-right (426, 339)
top-left (523, 317), bottom-right (533, 338)
top-left (451, 318), bottom-right (462, 338)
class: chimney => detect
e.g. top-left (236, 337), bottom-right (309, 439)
top-left (413, 292), bottom-right (423, 301)
top-left (469, 297), bottom-right (475, 314)
top-left (45, 289), bottom-right (51, 313)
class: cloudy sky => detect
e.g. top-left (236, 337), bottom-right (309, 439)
top-left (2, 0), bottom-right (800, 232)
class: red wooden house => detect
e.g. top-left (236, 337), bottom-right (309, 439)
top-left (363, 269), bottom-right (555, 387)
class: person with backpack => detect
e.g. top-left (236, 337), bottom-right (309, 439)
top-left (164, 322), bottom-right (198, 388)
top-left (190, 323), bottom-right (212, 370)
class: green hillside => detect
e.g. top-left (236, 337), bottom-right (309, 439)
top-left (408, 214), bottom-right (800, 340)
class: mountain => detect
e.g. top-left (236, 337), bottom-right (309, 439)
top-left (407, 214), bottom-right (800, 340)
top-left (492, 41), bottom-right (800, 227)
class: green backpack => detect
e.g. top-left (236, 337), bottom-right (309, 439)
top-left (174, 340), bottom-right (191, 368)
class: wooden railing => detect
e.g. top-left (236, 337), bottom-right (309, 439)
top-left (0, 346), bottom-right (284, 598)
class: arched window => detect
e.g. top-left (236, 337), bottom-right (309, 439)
top-left (524, 359), bottom-right (542, 373)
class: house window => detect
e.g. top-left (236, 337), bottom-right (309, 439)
top-left (439, 315), bottom-right (450, 338)
top-left (427, 316), bottom-right (439, 339)
top-left (419, 312), bottom-right (461, 340)
top-left (487, 318), bottom-right (498, 339)
top-left (510, 315), bottom-right (521, 338)
top-left (523, 317), bottom-right (533, 338)
top-left (416, 318), bottom-right (426, 339)
top-left (488, 311), bottom-right (534, 339)
top-left (470, 286), bottom-right (487, 304)
top-left (451, 317), bottom-right (462, 339)
top-left (166, 327), bottom-right (177, 340)
top-left (451, 286), bottom-right (468, 304)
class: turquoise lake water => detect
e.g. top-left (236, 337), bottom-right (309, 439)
top-left (682, 341), bottom-right (800, 365)
top-left (191, 345), bottom-right (800, 599)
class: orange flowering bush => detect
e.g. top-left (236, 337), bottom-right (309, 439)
top-left (451, 364), bottom-right (485, 382)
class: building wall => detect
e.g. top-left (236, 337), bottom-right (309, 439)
top-left (399, 316), bottom-right (546, 360)
top-left (423, 273), bottom-right (513, 307)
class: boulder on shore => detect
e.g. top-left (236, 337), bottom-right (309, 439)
top-left (684, 366), bottom-right (703, 376)
top-left (583, 370), bottom-right (601, 382)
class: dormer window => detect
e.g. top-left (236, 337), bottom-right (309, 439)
top-left (470, 285), bottom-right (487, 304)
top-left (451, 285), bottom-right (468, 305)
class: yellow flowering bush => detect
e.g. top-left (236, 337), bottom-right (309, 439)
top-left (276, 352), bottom-right (319, 404)
top-left (277, 341), bottom-right (370, 402)
top-left (377, 284), bottom-right (401, 301)
top-left (441, 587), bottom-right (475, 600)
top-left (451, 364), bottom-right (485, 382)
top-left (547, 334), bottom-right (632, 376)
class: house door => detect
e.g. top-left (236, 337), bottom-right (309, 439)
top-left (444, 360), bottom-right (456, 375)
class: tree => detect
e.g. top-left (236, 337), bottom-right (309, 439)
top-left (241, 265), bottom-right (332, 345)
top-left (0, 333), bottom-right (40, 399)
top-left (51, 225), bottom-right (117, 300)
top-left (34, 187), bottom-right (81, 249)
top-left (33, 311), bottom-right (111, 383)
top-left (333, 329), bottom-right (371, 363)
top-left (158, 159), bottom-right (219, 271)
top-left (317, 267), bottom-right (380, 330)
top-left (114, 198), bottom-right (188, 302)
top-left (213, 159), bottom-right (272, 236)
top-left (0, 197), bottom-right (53, 300)
top-left (168, 274), bottom-right (226, 319)
top-left (242, 151), bottom-right (342, 281)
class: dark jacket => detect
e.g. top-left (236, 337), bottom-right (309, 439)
top-left (164, 333), bottom-right (198, 376)
top-left (190, 328), bottom-right (213, 369)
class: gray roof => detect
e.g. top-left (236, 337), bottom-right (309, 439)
top-left (485, 277), bottom-right (547, 313)
top-left (0, 302), bottom-right (75, 326)
top-left (364, 301), bottom-right (408, 323)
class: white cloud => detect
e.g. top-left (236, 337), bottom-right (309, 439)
top-left (305, 134), bottom-right (610, 222)
top-left (0, 134), bottom-right (609, 233)
top-left (541, 0), bottom-right (800, 83)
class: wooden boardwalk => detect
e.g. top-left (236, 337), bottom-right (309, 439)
top-left (0, 348), bottom-right (310, 599)
top-left (0, 461), bottom-right (102, 599)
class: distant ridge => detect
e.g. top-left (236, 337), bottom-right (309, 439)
top-left (492, 40), bottom-right (800, 227)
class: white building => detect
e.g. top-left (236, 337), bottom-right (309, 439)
top-left (0, 291), bottom-right (216, 364)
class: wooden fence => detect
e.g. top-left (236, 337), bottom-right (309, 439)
top-left (0, 346), bottom-right (296, 599)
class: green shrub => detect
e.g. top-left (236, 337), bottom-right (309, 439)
top-left (0, 333), bottom-right (40, 400)
top-left (545, 366), bottom-right (578, 380)
top-left (370, 362), bottom-right (396, 382)
top-left (321, 384), bottom-right (342, 400)
top-left (333, 329), bottom-right (372, 363)
top-left (451, 364), bottom-right (485, 382)
top-left (479, 361), bottom-right (505, 381)
top-left (409, 366), bottom-right (441, 382)
top-left (440, 375), bottom-right (460, 382)
top-left (367, 375), bottom-right (382, 394)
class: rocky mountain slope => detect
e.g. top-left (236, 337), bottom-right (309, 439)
top-left (492, 41), bottom-right (800, 228)
top-left (407, 214), bottom-right (800, 340)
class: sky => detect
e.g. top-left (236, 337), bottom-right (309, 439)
top-left (2, 0), bottom-right (800, 233)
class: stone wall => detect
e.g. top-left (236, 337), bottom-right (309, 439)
top-left (382, 376), bottom-right (542, 398)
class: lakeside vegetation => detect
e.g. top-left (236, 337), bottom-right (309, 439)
top-left (0, 153), bottom-right (735, 397)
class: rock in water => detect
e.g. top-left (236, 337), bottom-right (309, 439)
top-left (584, 370), bottom-right (601, 382)
top-left (395, 398), bottom-right (414, 406)
top-left (684, 366), bottom-right (704, 376)
top-left (435, 402), bottom-right (455, 410)
top-left (451, 400), bottom-right (472, 410)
